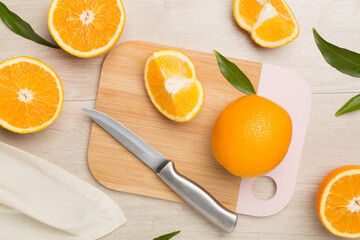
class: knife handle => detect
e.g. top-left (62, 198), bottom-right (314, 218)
top-left (157, 161), bottom-right (238, 233)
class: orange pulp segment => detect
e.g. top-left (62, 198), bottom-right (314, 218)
top-left (233, 0), bottom-right (299, 47)
top-left (144, 49), bottom-right (204, 122)
top-left (48, 0), bottom-right (125, 57)
top-left (316, 166), bottom-right (360, 238)
top-left (0, 57), bottom-right (63, 133)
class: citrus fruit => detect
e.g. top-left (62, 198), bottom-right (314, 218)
top-left (316, 165), bottom-right (360, 238)
top-left (0, 57), bottom-right (63, 133)
top-left (233, 0), bottom-right (299, 48)
top-left (211, 95), bottom-right (292, 178)
top-left (48, 0), bottom-right (125, 58)
top-left (144, 49), bottom-right (204, 122)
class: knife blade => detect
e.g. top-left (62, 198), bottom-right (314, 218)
top-left (82, 108), bottom-right (168, 172)
top-left (83, 108), bottom-right (238, 233)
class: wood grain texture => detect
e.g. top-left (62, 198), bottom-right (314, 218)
top-left (88, 41), bottom-right (261, 211)
top-left (1, 0), bottom-right (360, 239)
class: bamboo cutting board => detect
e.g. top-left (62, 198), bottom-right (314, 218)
top-left (88, 41), bottom-right (311, 215)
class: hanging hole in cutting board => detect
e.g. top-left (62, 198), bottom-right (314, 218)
top-left (251, 176), bottom-right (277, 200)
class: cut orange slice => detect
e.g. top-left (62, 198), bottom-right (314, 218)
top-left (144, 49), bottom-right (204, 122)
top-left (316, 165), bottom-right (360, 238)
top-left (48, 0), bottom-right (125, 58)
top-left (233, 0), bottom-right (299, 48)
top-left (0, 57), bottom-right (64, 133)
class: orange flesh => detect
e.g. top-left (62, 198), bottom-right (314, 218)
top-left (254, 15), bottom-right (294, 42)
top-left (237, 0), bottom-right (295, 28)
top-left (0, 62), bottom-right (61, 129)
top-left (52, 0), bottom-right (121, 52)
top-left (234, 0), bottom-right (298, 47)
top-left (146, 55), bottom-right (201, 118)
top-left (238, 0), bottom-right (263, 29)
top-left (154, 55), bottom-right (194, 79)
top-left (325, 174), bottom-right (360, 234)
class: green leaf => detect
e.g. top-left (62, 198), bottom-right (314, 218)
top-left (335, 94), bottom-right (360, 117)
top-left (213, 50), bottom-right (256, 95)
top-left (0, 1), bottom-right (59, 48)
top-left (313, 28), bottom-right (360, 77)
top-left (153, 231), bottom-right (180, 240)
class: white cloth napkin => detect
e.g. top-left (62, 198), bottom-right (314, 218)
top-left (0, 142), bottom-right (126, 240)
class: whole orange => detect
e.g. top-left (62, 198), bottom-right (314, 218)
top-left (211, 95), bottom-right (292, 178)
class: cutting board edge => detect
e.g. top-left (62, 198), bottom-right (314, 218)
top-left (108, 40), bottom-right (264, 67)
top-left (87, 140), bottom-right (187, 204)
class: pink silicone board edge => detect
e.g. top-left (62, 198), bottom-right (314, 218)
top-left (235, 64), bottom-right (312, 216)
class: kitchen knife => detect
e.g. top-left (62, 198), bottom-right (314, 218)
top-left (82, 108), bottom-right (238, 233)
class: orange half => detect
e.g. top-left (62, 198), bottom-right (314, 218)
top-left (48, 0), bottom-right (125, 57)
top-left (316, 166), bottom-right (360, 238)
top-left (0, 57), bottom-right (63, 133)
top-left (233, 0), bottom-right (299, 48)
top-left (144, 49), bottom-right (204, 122)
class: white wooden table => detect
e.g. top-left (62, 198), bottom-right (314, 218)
top-left (1, 0), bottom-right (360, 239)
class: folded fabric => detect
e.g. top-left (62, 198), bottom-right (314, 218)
top-left (0, 142), bottom-right (126, 240)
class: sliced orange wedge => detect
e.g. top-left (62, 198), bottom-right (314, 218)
top-left (48, 0), bottom-right (125, 58)
top-left (0, 57), bottom-right (63, 133)
top-left (233, 0), bottom-right (299, 48)
top-left (316, 166), bottom-right (360, 238)
top-left (144, 50), bottom-right (204, 122)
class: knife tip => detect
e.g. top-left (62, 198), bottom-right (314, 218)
top-left (81, 108), bottom-right (93, 115)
